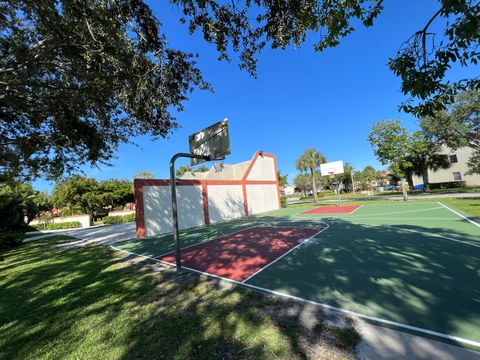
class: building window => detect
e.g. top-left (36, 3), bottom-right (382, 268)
top-left (453, 172), bottom-right (462, 181)
top-left (449, 154), bottom-right (458, 163)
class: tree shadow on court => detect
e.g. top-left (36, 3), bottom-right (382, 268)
top-left (0, 236), bottom-right (355, 360)
top-left (244, 216), bottom-right (480, 347)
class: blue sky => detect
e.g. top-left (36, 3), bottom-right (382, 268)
top-left (33, 1), bottom-right (476, 191)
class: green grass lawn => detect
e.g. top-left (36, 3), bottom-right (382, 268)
top-left (441, 198), bottom-right (480, 221)
top-left (0, 236), bottom-right (356, 360)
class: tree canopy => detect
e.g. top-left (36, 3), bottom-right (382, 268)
top-left (296, 148), bottom-right (326, 202)
top-left (51, 175), bottom-right (134, 215)
top-left (1, 0), bottom-right (208, 181)
top-left (133, 170), bottom-right (155, 180)
top-left (277, 170), bottom-right (288, 188)
top-left (2, 0), bottom-right (478, 181)
top-left (421, 90), bottom-right (480, 173)
top-left (368, 120), bottom-right (450, 191)
top-left (176, 165), bottom-right (209, 177)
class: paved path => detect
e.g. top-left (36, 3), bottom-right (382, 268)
top-left (25, 223), bottom-right (136, 246)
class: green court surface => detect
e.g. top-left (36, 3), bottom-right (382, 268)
top-left (113, 201), bottom-right (480, 348)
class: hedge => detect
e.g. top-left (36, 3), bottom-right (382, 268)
top-left (0, 231), bottom-right (24, 251)
top-left (103, 213), bottom-right (135, 225)
top-left (32, 221), bottom-right (82, 230)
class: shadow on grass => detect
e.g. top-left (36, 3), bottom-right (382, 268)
top-left (0, 236), bottom-right (353, 360)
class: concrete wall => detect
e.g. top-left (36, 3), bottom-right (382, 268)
top-left (29, 214), bottom-right (91, 228)
top-left (246, 155), bottom-right (276, 181)
top-left (207, 185), bottom-right (244, 223)
top-left (143, 185), bottom-right (204, 237)
top-left (108, 210), bottom-right (135, 217)
top-left (135, 152), bottom-right (281, 238)
top-left (246, 184), bottom-right (279, 215)
top-left (412, 146), bottom-right (480, 187)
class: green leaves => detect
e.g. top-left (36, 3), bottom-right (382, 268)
top-left (51, 176), bottom-right (134, 215)
top-left (0, 0), bottom-right (209, 181)
top-left (421, 90), bottom-right (480, 173)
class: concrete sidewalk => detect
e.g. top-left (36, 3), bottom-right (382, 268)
top-left (25, 222), bottom-right (136, 246)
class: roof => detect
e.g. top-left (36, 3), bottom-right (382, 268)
top-left (180, 160), bottom-right (251, 180)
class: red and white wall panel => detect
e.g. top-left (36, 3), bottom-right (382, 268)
top-left (134, 152), bottom-right (281, 238)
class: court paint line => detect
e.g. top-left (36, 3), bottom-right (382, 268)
top-left (346, 206), bottom-right (444, 217)
top-left (111, 244), bottom-right (480, 349)
top-left (342, 217), bottom-right (458, 221)
top-left (154, 225), bottom-right (260, 258)
top-left (110, 245), bottom-right (175, 267)
top-left (437, 202), bottom-right (480, 228)
top-left (349, 205), bottom-right (363, 214)
top-left (387, 226), bottom-right (480, 249)
top-left (240, 223), bottom-right (330, 283)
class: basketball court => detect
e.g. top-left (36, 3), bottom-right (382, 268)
top-left (112, 200), bottom-right (480, 350)
top-left (121, 120), bottom-right (480, 350)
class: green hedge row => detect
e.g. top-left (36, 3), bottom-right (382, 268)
top-left (0, 231), bottom-right (24, 251)
top-left (32, 221), bottom-right (82, 230)
top-left (103, 213), bottom-right (135, 225)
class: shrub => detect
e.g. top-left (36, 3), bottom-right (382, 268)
top-left (102, 213), bottom-right (135, 225)
top-left (280, 195), bottom-right (287, 208)
top-left (0, 231), bottom-right (24, 251)
top-left (429, 181), bottom-right (467, 190)
top-left (32, 221), bottom-right (81, 230)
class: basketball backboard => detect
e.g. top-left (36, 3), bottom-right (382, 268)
top-left (189, 119), bottom-right (231, 166)
top-left (320, 160), bottom-right (344, 176)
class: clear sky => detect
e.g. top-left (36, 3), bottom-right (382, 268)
top-left (33, 1), bottom-right (476, 191)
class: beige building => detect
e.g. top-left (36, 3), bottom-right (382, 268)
top-left (412, 146), bottom-right (480, 187)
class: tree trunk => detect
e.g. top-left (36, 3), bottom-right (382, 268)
top-left (406, 171), bottom-right (414, 192)
top-left (421, 167), bottom-right (430, 192)
top-left (310, 168), bottom-right (318, 202)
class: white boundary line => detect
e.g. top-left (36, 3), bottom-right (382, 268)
top-left (109, 244), bottom-right (480, 349)
top-left (437, 201), bottom-right (480, 228)
top-left (241, 223), bottom-right (330, 283)
top-left (349, 205), bottom-right (363, 214)
top-left (387, 226), bottom-right (480, 249)
top-left (348, 206), bottom-right (444, 217)
top-left (154, 225), bottom-right (259, 258)
top-left (341, 217), bottom-right (458, 221)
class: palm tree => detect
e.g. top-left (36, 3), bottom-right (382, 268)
top-left (296, 148), bottom-right (326, 202)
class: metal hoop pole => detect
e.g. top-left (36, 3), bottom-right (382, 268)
top-left (170, 153), bottom-right (214, 272)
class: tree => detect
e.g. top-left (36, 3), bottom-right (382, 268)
top-left (361, 166), bottom-right (377, 191)
top-left (293, 174), bottom-right (311, 196)
top-left (296, 149), bottom-right (326, 202)
top-left (1, 1), bottom-right (209, 181)
top-left (369, 120), bottom-right (451, 192)
top-left (2, 1), bottom-right (477, 181)
top-left (97, 179), bottom-right (134, 209)
top-left (176, 165), bottom-right (209, 177)
top-left (408, 132), bottom-right (451, 192)
top-left (52, 175), bottom-right (101, 216)
top-left (421, 91), bottom-right (480, 173)
top-left (133, 171), bottom-right (155, 180)
top-left (277, 170), bottom-right (288, 188)
top-left (0, 182), bottom-right (50, 229)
